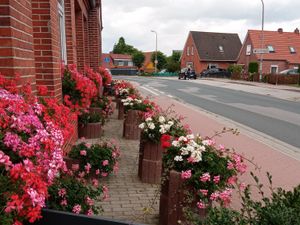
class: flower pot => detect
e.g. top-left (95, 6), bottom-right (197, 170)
top-left (138, 139), bottom-right (164, 184)
top-left (123, 110), bottom-right (141, 140)
top-left (117, 101), bottom-right (125, 120)
top-left (89, 107), bottom-right (102, 115)
top-left (159, 170), bottom-right (208, 225)
top-left (78, 122), bottom-right (102, 139)
top-left (29, 209), bottom-right (141, 225)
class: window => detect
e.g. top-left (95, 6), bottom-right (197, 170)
top-left (289, 46), bottom-right (296, 54)
top-left (128, 61), bottom-right (133, 66)
top-left (270, 65), bottom-right (278, 74)
top-left (58, 0), bottom-right (67, 63)
top-left (191, 46), bottom-right (194, 55)
top-left (267, 45), bottom-right (275, 53)
top-left (187, 47), bottom-right (190, 56)
top-left (186, 62), bottom-right (193, 68)
top-left (218, 45), bottom-right (224, 53)
top-left (246, 45), bottom-right (251, 55)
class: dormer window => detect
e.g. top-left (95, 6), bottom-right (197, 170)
top-left (218, 45), bottom-right (224, 53)
top-left (267, 45), bottom-right (275, 53)
top-left (289, 46), bottom-right (296, 54)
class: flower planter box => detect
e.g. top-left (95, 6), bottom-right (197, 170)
top-left (117, 101), bottom-right (125, 120)
top-left (159, 170), bottom-right (207, 225)
top-left (123, 110), bottom-right (141, 140)
top-left (138, 139), bottom-right (164, 184)
top-left (29, 209), bottom-right (143, 225)
top-left (78, 122), bottom-right (102, 139)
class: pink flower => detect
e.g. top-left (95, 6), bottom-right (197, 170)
top-left (71, 164), bottom-right (79, 171)
top-left (199, 189), bottom-right (208, 196)
top-left (78, 171), bottom-right (85, 178)
top-left (113, 163), bottom-right (119, 174)
top-left (239, 182), bottom-right (247, 191)
top-left (86, 208), bottom-right (93, 216)
top-left (84, 163), bottom-right (91, 173)
top-left (227, 162), bottom-right (234, 170)
top-left (181, 170), bottom-right (192, 179)
top-left (58, 188), bottom-right (66, 197)
top-left (197, 201), bottom-right (206, 209)
top-left (95, 169), bottom-right (100, 175)
top-left (72, 204), bottom-right (81, 214)
top-left (92, 179), bottom-right (99, 188)
top-left (101, 172), bottom-right (108, 177)
top-left (213, 175), bottom-right (220, 184)
top-left (218, 144), bottom-right (225, 152)
top-left (219, 189), bottom-right (232, 206)
top-left (210, 191), bottom-right (220, 201)
top-left (80, 150), bottom-right (87, 156)
top-left (86, 197), bottom-right (94, 206)
top-left (200, 173), bottom-right (211, 182)
top-left (102, 185), bottom-right (109, 200)
top-left (85, 143), bottom-right (91, 148)
top-left (102, 160), bottom-right (109, 166)
top-left (227, 176), bottom-right (237, 185)
top-left (187, 157), bottom-right (196, 163)
top-left (60, 199), bottom-right (67, 206)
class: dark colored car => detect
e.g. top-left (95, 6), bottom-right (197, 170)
top-left (178, 68), bottom-right (197, 80)
top-left (200, 68), bottom-right (231, 78)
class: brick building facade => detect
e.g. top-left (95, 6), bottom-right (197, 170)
top-left (0, 0), bottom-right (103, 98)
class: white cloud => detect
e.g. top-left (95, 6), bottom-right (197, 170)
top-left (102, 0), bottom-right (300, 55)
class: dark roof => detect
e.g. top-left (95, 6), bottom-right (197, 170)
top-left (191, 31), bottom-right (242, 61)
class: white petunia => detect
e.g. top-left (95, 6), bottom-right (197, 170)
top-left (138, 123), bottom-right (145, 129)
top-left (145, 117), bottom-right (152, 122)
top-left (178, 136), bottom-right (187, 142)
top-left (159, 116), bottom-right (165, 123)
top-left (123, 102), bottom-right (129, 106)
top-left (148, 122), bottom-right (155, 130)
top-left (174, 156), bottom-right (183, 161)
top-left (172, 140), bottom-right (179, 147)
top-left (168, 121), bottom-right (174, 126)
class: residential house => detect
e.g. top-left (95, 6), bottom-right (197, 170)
top-left (101, 53), bottom-right (137, 75)
top-left (237, 28), bottom-right (300, 74)
top-left (141, 52), bottom-right (155, 73)
top-left (181, 31), bottom-right (242, 74)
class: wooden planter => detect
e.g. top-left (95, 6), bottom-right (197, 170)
top-left (78, 122), bottom-right (102, 139)
top-left (117, 100), bottom-right (125, 120)
top-left (29, 209), bottom-right (142, 225)
top-left (138, 139), bottom-right (164, 184)
top-left (123, 110), bottom-right (141, 140)
top-left (159, 170), bottom-right (208, 225)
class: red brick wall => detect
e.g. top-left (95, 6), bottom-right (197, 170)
top-left (84, 19), bottom-right (90, 67)
top-left (88, 6), bottom-right (101, 70)
top-left (64, 0), bottom-right (77, 64)
top-left (0, 0), bottom-right (36, 87)
top-left (32, 0), bottom-right (62, 99)
top-left (75, 10), bottom-right (85, 71)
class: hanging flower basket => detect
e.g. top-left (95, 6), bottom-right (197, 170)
top-left (138, 138), bottom-right (164, 184)
top-left (123, 110), bottom-right (141, 140)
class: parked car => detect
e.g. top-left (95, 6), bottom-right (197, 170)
top-left (200, 68), bottom-right (231, 78)
top-left (178, 68), bottom-right (197, 80)
top-left (279, 68), bottom-right (299, 75)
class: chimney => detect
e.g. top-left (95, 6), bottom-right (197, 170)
top-left (278, 28), bottom-right (283, 33)
top-left (294, 28), bottom-right (299, 34)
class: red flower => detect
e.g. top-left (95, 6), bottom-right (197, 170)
top-left (37, 85), bottom-right (48, 96)
top-left (161, 134), bottom-right (172, 148)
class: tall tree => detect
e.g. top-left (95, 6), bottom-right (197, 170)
top-left (112, 37), bottom-right (137, 55)
top-left (132, 51), bottom-right (145, 69)
top-left (151, 51), bottom-right (167, 71)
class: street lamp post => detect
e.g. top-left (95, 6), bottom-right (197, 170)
top-left (259, 0), bottom-right (264, 81)
top-left (151, 30), bottom-right (158, 73)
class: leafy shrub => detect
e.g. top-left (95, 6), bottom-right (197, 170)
top-left (248, 62), bottom-right (259, 73)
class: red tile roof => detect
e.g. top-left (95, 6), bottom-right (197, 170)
top-left (248, 29), bottom-right (300, 64)
top-left (110, 54), bottom-right (132, 60)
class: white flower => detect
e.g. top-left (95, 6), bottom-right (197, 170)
top-left (159, 126), bottom-right (166, 134)
top-left (159, 116), bottom-right (165, 123)
top-left (174, 156), bottom-right (183, 161)
top-left (123, 102), bottom-right (129, 106)
top-left (164, 124), bottom-right (171, 131)
top-left (148, 122), bottom-right (155, 130)
top-left (145, 117), bottom-right (152, 122)
top-left (129, 103), bottom-right (133, 106)
top-left (180, 147), bottom-right (189, 156)
top-left (172, 140), bottom-right (179, 147)
top-left (138, 123), bottom-right (145, 129)
top-left (178, 136), bottom-right (187, 142)
top-left (168, 121), bottom-right (174, 126)
top-left (190, 149), bottom-right (202, 162)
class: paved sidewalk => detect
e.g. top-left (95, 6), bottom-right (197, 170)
top-left (92, 106), bottom-right (160, 225)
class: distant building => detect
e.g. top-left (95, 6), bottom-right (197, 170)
top-left (237, 28), bottom-right (300, 74)
top-left (141, 52), bottom-right (155, 73)
top-left (101, 53), bottom-right (137, 75)
top-left (181, 31), bottom-right (242, 74)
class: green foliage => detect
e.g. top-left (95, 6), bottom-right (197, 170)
top-left (166, 51), bottom-right (181, 72)
top-left (228, 64), bottom-right (243, 74)
top-left (151, 51), bottom-right (167, 70)
top-left (248, 62), bottom-right (259, 73)
top-left (78, 111), bottom-right (104, 125)
top-left (132, 51), bottom-right (145, 69)
top-left (171, 51), bottom-right (181, 62)
top-left (112, 37), bottom-right (138, 55)
top-left (203, 207), bottom-right (248, 225)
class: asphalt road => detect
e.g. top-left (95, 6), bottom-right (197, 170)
top-left (115, 76), bottom-right (300, 149)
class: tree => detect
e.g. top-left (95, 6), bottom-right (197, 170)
top-left (132, 51), bottom-right (145, 69)
top-left (171, 51), bottom-right (181, 62)
top-left (151, 51), bottom-right (167, 71)
top-left (112, 37), bottom-right (137, 55)
top-left (166, 51), bottom-right (181, 73)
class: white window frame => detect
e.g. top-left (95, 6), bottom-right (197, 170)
top-left (267, 45), bottom-right (275, 52)
top-left (187, 46), bottom-right (190, 56)
top-left (246, 45), bottom-right (251, 55)
top-left (289, 46), bottom-right (296, 53)
top-left (218, 45), bottom-right (224, 53)
top-left (270, 65), bottom-right (278, 74)
top-left (58, 0), bottom-right (67, 63)
top-left (191, 46), bottom-right (194, 55)
top-left (186, 62), bottom-right (193, 68)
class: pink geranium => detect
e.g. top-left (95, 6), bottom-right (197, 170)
top-left (181, 170), bottom-right (192, 179)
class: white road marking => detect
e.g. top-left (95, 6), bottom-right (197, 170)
top-left (167, 95), bottom-right (173, 98)
top-left (140, 86), bottom-right (159, 96)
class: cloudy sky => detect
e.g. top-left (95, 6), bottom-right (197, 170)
top-left (102, 0), bottom-right (300, 56)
